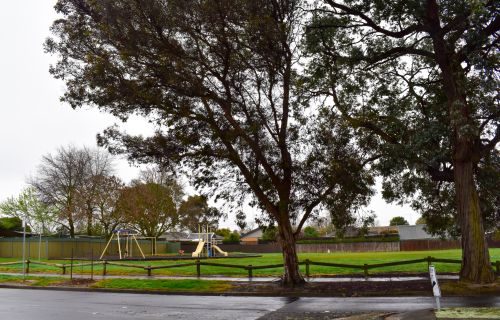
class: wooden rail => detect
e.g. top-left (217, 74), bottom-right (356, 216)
top-left (0, 256), bottom-right (497, 279)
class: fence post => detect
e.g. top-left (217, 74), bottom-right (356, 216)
top-left (147, 266), bottom-right (152, 277)
top-left (427, 256), bottom-right (432, 268)
top-left (102, 260), bottom-right (107, 276)
top-left (62, 265), bottom-right (66, 275)
top-left (363, 264), bottom-right (368, 279)
top-left (305, 259), bottom-right (310, 278)
top-left (25, 259), bottom-right (30, 274)
top-left (70, 250), bottom-right (74, 280)
top-left (90, 248), bottom-right (94, 281)
top-left (196, 259), bottom-right (201, 277)
top-left (247, 265), bottom-right (253, 279)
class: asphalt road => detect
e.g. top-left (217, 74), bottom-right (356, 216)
top-left (0, 288), bottom-right (498, 320)
top-left (0, 288), bottom-right (290, 320)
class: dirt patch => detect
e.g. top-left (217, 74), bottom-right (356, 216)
top-left (231, 280), bottom-right (438, 297)
top-left (51, 279), bottom-right (97, 287)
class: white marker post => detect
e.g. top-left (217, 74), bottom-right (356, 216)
top-left (22, 219), bottom-right (26, 281)
top-left (429, 265), bottom-right (441, 310)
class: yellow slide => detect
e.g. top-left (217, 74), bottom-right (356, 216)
top-left (192, 241), bottom-right (205, 257)
top-left (212, 244), bottom-right (228, 257)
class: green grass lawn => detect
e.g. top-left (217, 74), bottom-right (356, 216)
top-left (0, 249), bottom-right (498, 277)
top-left (0, 274), bottom-right (229, 292)
top-left (90, 278), bottom-right (233, 292)
top-left (436, 308), bottom-right (500, 319)
top-left (0, 274), bottom-right (64, 286)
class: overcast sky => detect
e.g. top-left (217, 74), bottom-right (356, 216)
top-left (0, 1), bottom-right (418, 229)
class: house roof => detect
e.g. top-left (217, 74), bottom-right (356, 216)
top-left (240, 228), bottom-right (263, 239)
top-left (367, 226), bottom-right (399, 234)
top-left (158, 232), bottom-right (190, 241)
top-left (397, 224), bottom-right (439, 240)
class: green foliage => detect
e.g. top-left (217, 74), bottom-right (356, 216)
top-left (358, 213), bottom-right (376, 237)
top-left (215, 228), bottom-right (232, 238)
top-left (0, 217), bottom-right (26, 231)
top-left (304, 0), bottom-right (500, 242)
top-left (389, 216), bottom-right (409, 226)
top-left (117, 182), bottom-right (178, 237)
top-left (262, 226), bottom-right (277, 242)
top-left (235, 211), bottom-right (247, 231)
top-left (492, 229), bottom-right (500, 242)
top-left (223, 232), bottom-right (240, 243)
top-left (178, 195), bottom-right (225, 232)
top-left (0, 187), bottom-right (56, 234)
top-left (303, 226), bottom-right (319, 238)
top-left (46, 1), bottom-right (376, 284)
top-left (415, 217), bottom-right (426, 225)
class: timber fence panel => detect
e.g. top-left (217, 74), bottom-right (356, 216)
top-left (366, 258), bottom-right (429, 269)
top-left (297, 242), bottom-right (400, 253)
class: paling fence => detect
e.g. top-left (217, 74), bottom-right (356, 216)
top-left (0, 256), bottom-right (498, 279)
top-left (2, 238), bottom-right (485, 259)
top-left (0, 238), bottom-right (179, 259)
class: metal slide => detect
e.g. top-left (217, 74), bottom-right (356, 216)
top-left (191, 241), bottom-right (205, 257)
top-left (212, 244), bottom-right (228, 257)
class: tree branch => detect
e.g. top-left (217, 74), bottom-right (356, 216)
top-left (324, 0), bottom-right (425, 38)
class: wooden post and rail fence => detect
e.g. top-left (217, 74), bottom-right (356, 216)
top-left (0, 256), bottom-right (498, 279)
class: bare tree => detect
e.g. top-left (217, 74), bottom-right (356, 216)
top-left (74, 148), bottom-right (115, 235)
top-left (116, 182), bottom-right (178, 237)
top-left (92, 175), bottom-right (124, 238)
top-left (31, 146), bottom-right (116, 237)
top-left (31, 146), bottom-right (89, 237)
top-left (137, 166), bottom-right (184, 209)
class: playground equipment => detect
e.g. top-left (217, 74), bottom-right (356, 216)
top-left (191, 225), bottom-right (228, 258)
top-left (192, 240), bottom-right (205, 257)
top-left (99, 229), bottom-right (146, 260)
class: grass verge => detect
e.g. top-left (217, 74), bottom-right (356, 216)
top-left (90, 278), bottom-right (233, 293)
top-left (0, 274), bottom-right (64, 286)
top-left (436, 307), bottom-right (500, 319)
top-left (441, 280), bottom-right (500, 296)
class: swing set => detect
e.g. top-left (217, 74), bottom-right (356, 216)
top-left (99, 229), bottom-right (150, 260)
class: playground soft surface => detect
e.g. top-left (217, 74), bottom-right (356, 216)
top-left (0, 249), bottom-right (498, 277)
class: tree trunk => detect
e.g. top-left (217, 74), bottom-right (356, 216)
top-left (86, 208), bottom-right (93, 236)
top-left (425, 6), bottom-right (495, 282)
top-left (68, 216), bottom-right (75, 238)
top-left (276, 214), bottom-right (305, 287)
top-left (454, 159), bottom-right (495, 283)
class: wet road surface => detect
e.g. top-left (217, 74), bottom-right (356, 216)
top-left (0, 288), bottom-right (498, 319)
top-left (0, 288), bottom-right (290, 320)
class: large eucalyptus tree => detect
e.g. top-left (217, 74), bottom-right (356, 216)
top-left (306, 0), bottom-right (499, 283)
top-left (46, 0), bottom-right (373, 286)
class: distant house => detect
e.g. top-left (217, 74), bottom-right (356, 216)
top-left (158, 231), bottom-right (191, 241)
top-left (158, 232), bottom-right (224, 242)
top-left (397, 224), bottom-right (439, 240)
top-left (326, 226), bottom-right (399, 238)
top-left (367, 226), bottom-right (399, 236)
top-left (326, 226), bottom-right (359, 238)
top-left (240, 228), bottom-right (263, 245)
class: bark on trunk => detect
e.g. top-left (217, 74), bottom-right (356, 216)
top-left (68, 217), bottom-right (75, 238)
top-left (425, 1), bottom-right (495, 282)
top-left (454, 159), bottom-right (495, 283)
top-left (277, 215), bottom-right (305, 287)
top-left (86, 210), bottom-right (93, 236)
